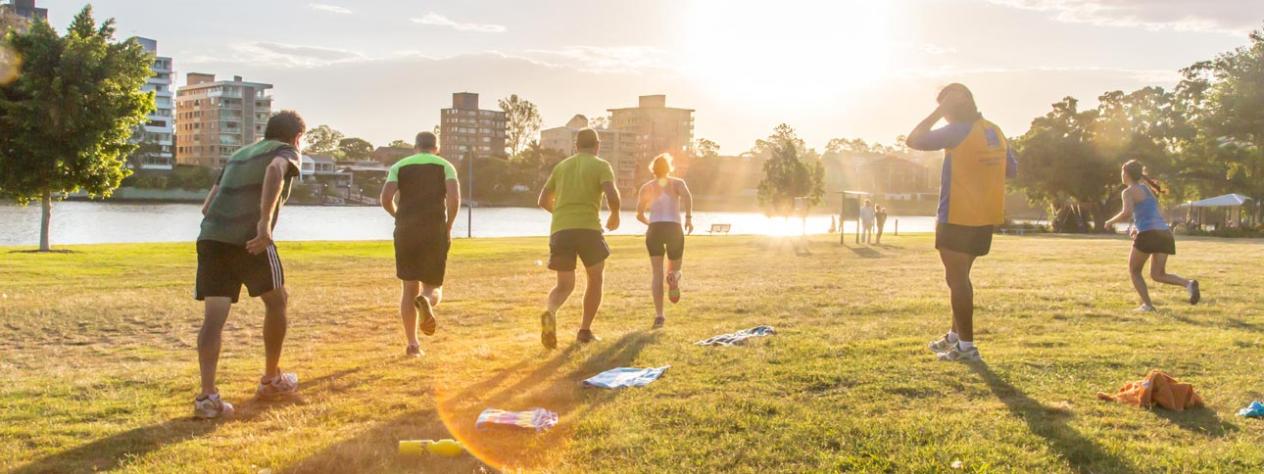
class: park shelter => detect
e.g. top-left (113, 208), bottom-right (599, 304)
top-left (1176, 193), bottom-right (1254, 230)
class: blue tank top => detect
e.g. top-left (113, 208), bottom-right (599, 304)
top-left (1133, 186), bottom-right (1166, 232)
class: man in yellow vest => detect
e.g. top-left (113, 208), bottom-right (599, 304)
top-left (907, 84), bottom-right (1017, 362)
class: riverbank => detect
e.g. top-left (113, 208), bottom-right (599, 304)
top-left (3, 234), bottom-right (1262, 472)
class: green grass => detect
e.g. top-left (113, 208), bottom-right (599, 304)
top-left (2, 233), bottom-right (1264, 473)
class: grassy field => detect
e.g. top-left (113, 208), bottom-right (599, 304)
top-left (2, 232), bottom-right (1263, 473)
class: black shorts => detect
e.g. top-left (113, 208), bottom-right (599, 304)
top-left (548, 229), bottom-right (610, 271)
top-left (1134, 229), bottom-right (1176, 255)
top-left (195, 240), bottom-right (284, 303)
top-left (935, 223), bottom-right (994, 257)
top-left (394, 225), bottom-right (450, 285)
top-left (646, 222), bottom-right (685, 260)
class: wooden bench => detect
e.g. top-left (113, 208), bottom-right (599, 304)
top-left (708, 223), bottom-right (732, 235)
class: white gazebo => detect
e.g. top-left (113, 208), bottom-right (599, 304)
top-left (1176, 193), bottom-right (1253, 230)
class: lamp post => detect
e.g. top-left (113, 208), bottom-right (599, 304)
top-left (467, 154), bottom-right (473, 238)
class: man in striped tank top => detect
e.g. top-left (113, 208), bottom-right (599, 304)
top-left (192, 111), bottom-right (306, 419)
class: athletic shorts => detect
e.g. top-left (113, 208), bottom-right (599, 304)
top-left (394, 225), bottom-right (450, 285)
top-left (646, 222), bottom-right (685, 260)
top-left (935, 223), bottom-right (994, 257)
top-left (195, 240), bottom-right (284, 303)
top-left (548, 229), bottom-right (610, 271)
top-left (1134, 229), bottom-right (1176, 255)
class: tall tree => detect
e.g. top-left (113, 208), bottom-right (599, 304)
top-left (0, 6), bottom-right (154, 251)
top-left (755, 124), bottom-right (825, 218)
top-left (499, 94), bottom-right (541, 156)
top-left (337, 137), bottom-right (374, 162)
top-left (1012, 97), bottom-right (1116, 232)
top-left (304, 124), bottom-right (344, 155)
top-left (387, 139), bottom-right (410, 149)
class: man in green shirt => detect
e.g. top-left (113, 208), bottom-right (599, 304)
top-left (193, 111), bottom-right (306, 419)
top-left (537, 128), bottom-right (621, 348)
top-left (379, 131), bottom-right (460, 357)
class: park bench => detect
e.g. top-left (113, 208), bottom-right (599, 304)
top-left (708, 223), bottom-right (732, 235)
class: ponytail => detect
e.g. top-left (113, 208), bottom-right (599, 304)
top-left (1123, 159), bottom-right (1165, 194)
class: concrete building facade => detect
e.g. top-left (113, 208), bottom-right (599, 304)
top-left (131, 37), bottom-right (175, 171)
top-left (175, 73), bottom-right (272, 168)
top-left (0, 0), bottom-right (47, 34)
top-left (439, 92), bottom-right (507, 165)
top-left (540, 114), bottom-right (641, 196)
top-left (607, 95), bottom-right (695, 196)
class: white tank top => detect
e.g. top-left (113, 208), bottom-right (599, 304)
top-left (648, 179), bottom-right (681, 224)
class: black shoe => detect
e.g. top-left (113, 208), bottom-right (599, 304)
top-left (1188, 280), bottom-right (1201, 305)
top-left (576, 329), bottom-right (601, 344)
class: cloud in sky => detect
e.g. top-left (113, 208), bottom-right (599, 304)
top-left (307, 3), bottom-right (352, 15)
top-left (520, 46), bottom-right (670, 74)
top-left (184, 42), bottom-right (365, 68)
top-left (411, 13), bottom-right (507, 33)
top-left (988, 0), bottom-right (1264, 35)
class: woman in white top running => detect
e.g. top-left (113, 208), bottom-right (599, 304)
top-left (636, 154), bottom-right (694, 329)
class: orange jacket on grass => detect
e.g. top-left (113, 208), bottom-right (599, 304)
top-left (1096, 369), bottom-right (1204, 411)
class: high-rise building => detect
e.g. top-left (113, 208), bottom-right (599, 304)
top-left (0, 0), bottom-right (47, 34)
top-left (439, 92), bottom-right (507, 164)
top-left (130, 37), bottom-right (174, 171)
top-left (606, 95), bottom-right (695, 196)
top-left (540, 114), bottom-right (641, 196)
top-left (175, 73), bottom-right (272, 168)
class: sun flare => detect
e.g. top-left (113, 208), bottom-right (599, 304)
top-left (682, 0), bottom-right (897, 105)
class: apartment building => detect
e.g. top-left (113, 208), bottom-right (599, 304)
top-left (130, 37), bottom-right (174, 170)
top-left (607, 95), bottom-right (695, 195)
top-left (175, 73), bottom-right (272, 168)
top-left (540, 114), bottom-right (642, 196)
top-left (439, 92), bottom-right (507, 165)
top-left (0, 0), bottom-right (46, 34)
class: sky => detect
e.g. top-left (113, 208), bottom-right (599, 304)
top-left (35, 0), bottom-right (1264, 154)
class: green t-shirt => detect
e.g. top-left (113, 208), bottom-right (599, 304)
top-left (544, 153), bottom-right (615, 234)
top-left (387, 153), bottom-right (458, 227)
top-left (198, 140), bottom-right (301, 245)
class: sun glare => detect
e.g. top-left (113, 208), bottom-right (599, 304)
top-left (682, 0), bottom-right (896, 105)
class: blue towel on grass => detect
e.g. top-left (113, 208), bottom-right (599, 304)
top-left (1238, 401), bottom-right (1264, 418)
top-left (582, 366), bottom-right (670, 389)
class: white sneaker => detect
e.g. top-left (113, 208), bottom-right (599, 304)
top-left (256, 372), bottom-right (299, 399)
top-left (937, 343), bottom-right (982, 362)
top-left (1135, 304), bottom-right (1156, 313)
top-left (928, 333), bottom-right (958, 354)
top-left (194, 393), bottom-right (235, 419)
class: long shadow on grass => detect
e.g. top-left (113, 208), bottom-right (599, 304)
top-left (1167, 313), bottom-right (1264, 334)
top-left (969, 363), bottom-right (1138, 473)
top-left (11, 418), bottom-right (218, 474)
top-left (438, 331), bottom-right (662, 470)
top-left (842, 243), bottom-right (882, 259)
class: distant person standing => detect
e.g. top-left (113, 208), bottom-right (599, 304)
top-left (537, 129), bottom-right (621, 348)
top-left (859, 199), bottom-right (876, 244)
top-left (379, 132), bottom-right (460, 357)
top-left (193, 111), bottom-right (306, 418)
top-left (908, 83), bottom-right (1017, 362)
top-left (875, 205), bottom-right (889, 244)
top-left (1104, 160), bottom-right (1200, 312)
top-left (636, 153), bottom-right (695, 329)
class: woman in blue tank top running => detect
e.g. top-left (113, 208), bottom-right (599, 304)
top-left (1104, 160), bottom-right (1201, 312)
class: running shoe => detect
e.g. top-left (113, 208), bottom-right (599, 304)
top-left (193, 393), bottom-right (234, 419)
top-left (928, 333), bottom-right (958, 354)
top-left (540, 310), bottom-right (557, 349)
top-left (416, 295), bottom-right (437, 336)
top-left (1188, 280), bottom-right (1201, 305)
top-left (256, 372), bottom-right (299, 399)
top-left (576, 329), bottom-right (602, 344)
top-left (937, 344), bottom-right (982, 362)
top-left (1135, 304), bottom-right (1157, 313)
top-left (405, 344), bottom-right (423, 357)
top-left (667, 271), bottom-right (682, 304)
top-left (652, 316), bottom-right (666, 330)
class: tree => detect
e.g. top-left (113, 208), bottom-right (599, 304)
top-left (337, 137), bottom-right (374, 162)
top-left (387, 139), bottom-right (410, 149)
top-left (499, 94), bottom-right (541, 156)
top-left (589, 115), bottom-right (610, 130)
top-left (755, 124), bottom-right (825, 218)
top-left (0, 6), bottom-right (154, 251)
top-left (304, 125), bottom-right (344, 155)
top-left (1012, 97), bottom-right (1116, 232)
top-left (693, 138), bottom-right (720, 159)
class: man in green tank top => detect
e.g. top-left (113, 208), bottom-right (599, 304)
top-left (192, 111), bottom-right (306, 419)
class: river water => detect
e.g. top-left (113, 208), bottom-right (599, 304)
top-left (0, 201), bottom-right (937, 246)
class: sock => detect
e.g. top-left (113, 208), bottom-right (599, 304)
top-left (946, 331), bottom-right (959, 343)
top-left (959, 340), bottom-right (975, 351)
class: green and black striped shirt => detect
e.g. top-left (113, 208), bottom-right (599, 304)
top-left (198, 140), bottom-right (302, 245)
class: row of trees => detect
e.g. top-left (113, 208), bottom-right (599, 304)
top-left (1014, 28), bottom-right (1264, 232)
